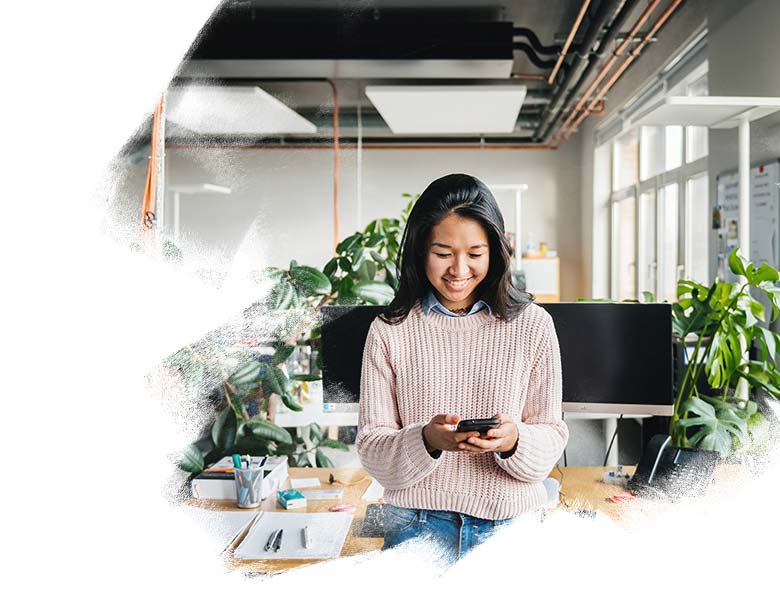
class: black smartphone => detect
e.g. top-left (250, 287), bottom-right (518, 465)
top-left (456, 418), bottom-right (501, 434)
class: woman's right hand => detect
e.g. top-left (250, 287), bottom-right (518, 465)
top-left (423, 413), bottom-right (468, 452)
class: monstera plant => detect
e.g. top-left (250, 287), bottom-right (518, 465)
top-left (671, 248), bottom-right (780, 457)
top-left (175, 194), bottom-right (416, 474)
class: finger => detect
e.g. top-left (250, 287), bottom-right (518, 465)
top-left (485, 423), bottom-right (511, 438)
top-left (458, 442), bottom-right (495, 453)
top-left (431, 413), bottom-right (449, 424)
top-left (465, 436), bottom-right (501, 450)
top-left (453, 431), bottom-right (477, 443)
top-left (444, 414), bottom-right (460, 425)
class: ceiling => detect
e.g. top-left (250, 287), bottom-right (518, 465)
top-left (122, 1), bottom-right (683, 150)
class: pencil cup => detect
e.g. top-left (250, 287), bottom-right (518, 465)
top-left (234, 466), bottom-right (264, 509)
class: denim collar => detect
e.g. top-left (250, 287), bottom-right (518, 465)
top-left (422, 289), bottom-right (492, 317)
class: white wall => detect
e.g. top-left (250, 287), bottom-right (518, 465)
top-left (129, 141), bottom-right (585, 300)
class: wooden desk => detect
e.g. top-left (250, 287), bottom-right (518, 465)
top-left (187, 464), bottom-right (743, 574)
top-left (187, 467), bottom-right (383, 574)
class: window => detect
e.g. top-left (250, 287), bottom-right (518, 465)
top-left (613, 130), bottom-right (638, 191)
top-left (596, 33), bottom-right (709, 302)
top-left (658, 183), bottom-right (680, 303)
top-left (638, 190), bottom-right (657, 295)
top-left (685, 173), bottom-right (709, 282)
top-left (612, 195), bottom-right (637, 301)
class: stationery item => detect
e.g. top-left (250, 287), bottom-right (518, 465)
top-left (234, 465), bottom-right (264, 508)
top-left (191, 456), bottom-right (287, 501)
top-left (290, 477), bottom-right (321, 489)
top-left (361, 478), bottom-right (385, 501)
top-left (329, 503), bottom-right (356, 513)
top-left (301, 488), bottom-right (343, 501)
top-left (180, 506), bottom-right (261, 555)
top-left (277, 488), bottom-right (307, 509)
top-left (302, 526), bottom-right (311, 548)
top-left (233, 511), bottom-right (353, 560)
top-left (273, 528), bottom-right (284, 552)
top-left (264, 528), bottom-right (280, 552)
top-left (232, 454), bottom-right (243, 469)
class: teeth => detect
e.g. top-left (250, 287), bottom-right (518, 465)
top-left (446, 278), bottom-right (470, 288)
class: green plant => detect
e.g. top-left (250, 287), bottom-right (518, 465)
top-left (175, 194), bottom-right (417, 475)
top-left (671, 248), bottom-right (780, 457)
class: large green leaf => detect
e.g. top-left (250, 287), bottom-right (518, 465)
top-left (309, 422), bottom-right (324, 443)
top-left (749, 263), bottom-right (779, 286)
top-left (290, 265), bottom-right (332, 296)
top-left (242, 417), bottom-right (293, 445)
top-left (177, 443), bottom-right (204, 473)
top-left (228, 359), bottom-right (263, 386)
top-left (319, 438), bottom-right (349, 451)
top-left (323, 257), bottom-right (338, 278)
top-left (728, 248), bottom-right (747, 278)
top-left (271, 344), bottom-right (295, 366)
top-left (262, 365), bottom-right (287, 398)
top-left (678, 396), bottom-right (747, 457)
top-left (315, 449), bottom-right (335, 468)
top-left (336, 233), bottom-right (362, 254)
top-left (280, 392), bottom-right (303, 412)
top-left (353, 281), bottom-right (394, 305)
top-left (290, 373), bottom-right (322, 381)
top-left (212, 407), bottom-right (238, 453)
top-left (271, 281), bottom-right (296, 310)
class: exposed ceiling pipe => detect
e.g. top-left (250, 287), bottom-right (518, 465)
top-left (326, 79), bottom-right (340, 251)
top-left (534, 0), bottom-right (623, 141)
top-left (553, 0), bottom-right (661, 142)
top-left (512, 27), bottom-right (572, 56)
top-left (547, 0), bottom-right (592, 85)
top-left (168, 143), bottom-right (554, 150)
top-left (562, 0), bottom-right (683, 140)
top-left (513, 41), bottom-right (561, 71)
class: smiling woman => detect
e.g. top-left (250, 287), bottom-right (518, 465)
top-left (355, 173), bottom-right (569, 564)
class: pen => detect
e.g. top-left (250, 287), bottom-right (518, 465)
top-left (273, 528), bottom-right (284, 552)
top-left (302, 526), bottom-right (311, 548)
top-left (259, 456), bottom-right (268, 468)
top-left (265, 529), bottom-right (279, 552)
top-left (232, 454), bottom-right (243, 469)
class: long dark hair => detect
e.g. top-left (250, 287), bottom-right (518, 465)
top-left (382, 173), bottom-right (533, 324)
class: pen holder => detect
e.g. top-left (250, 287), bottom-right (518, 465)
top-left (234, 466), bottom-right (264, 509)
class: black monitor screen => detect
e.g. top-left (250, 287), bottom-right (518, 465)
top-left (320, 303), bottom-right (673, 415)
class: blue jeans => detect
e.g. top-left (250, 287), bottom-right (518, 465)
top-left (381, 505), bottom-right (516, 564)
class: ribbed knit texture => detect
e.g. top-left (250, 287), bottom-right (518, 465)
top-left (356, 302), bottom-right (569, 520)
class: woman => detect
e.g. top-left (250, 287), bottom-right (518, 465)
top-left (355, 173), bottom-right (568, 563)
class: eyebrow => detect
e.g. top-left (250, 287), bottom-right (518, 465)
top-left (430, 243), bottom-right (489, 249)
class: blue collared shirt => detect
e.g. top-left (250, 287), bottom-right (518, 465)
top-left (421, 289), bottom-right (493, 317)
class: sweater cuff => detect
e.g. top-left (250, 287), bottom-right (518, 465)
top-left (494, 422), bottom-right (559, 482)
top-left (403, 422), bottom-right (442, 473)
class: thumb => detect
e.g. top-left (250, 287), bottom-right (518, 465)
top-left (431, 413), bottom-right (448, 424)
top-left (444, 414), bottom-right (460, 425)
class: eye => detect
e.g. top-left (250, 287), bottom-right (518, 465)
top-left (434, 253), bottom-right (452, 258)
top-left (469, 254), bottom-right (484, 258)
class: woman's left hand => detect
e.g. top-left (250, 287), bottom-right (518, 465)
top-left (456, 413), bottom-right (518, 454)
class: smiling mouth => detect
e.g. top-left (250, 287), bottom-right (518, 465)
top-left (443, 277), bottom-right (473, 290)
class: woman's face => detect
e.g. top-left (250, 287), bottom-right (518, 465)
top-left (424, 213), bottom-right (490, 310)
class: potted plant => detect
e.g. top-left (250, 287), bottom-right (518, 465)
top-left (174, 194), bottom-right (417, 475)
top-left (671, 248), bottom-right (780, 458)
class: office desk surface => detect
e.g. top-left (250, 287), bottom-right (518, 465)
top-left (186, 464), bottom-right (745, 574)
top-left (187, 467), bottom-right (383, 575)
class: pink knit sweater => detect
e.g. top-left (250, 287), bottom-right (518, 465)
top-left (356, 301), bottom-right (569, 520)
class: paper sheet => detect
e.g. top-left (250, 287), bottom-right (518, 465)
top-left (233, 511), bottom-right (353, 560)
top-left (290, 477), bottom-right (322, 489)
top-left (181, 505), bottom-right (261, 555)
top-left (301, 489), bottom-right (343, 501)
top-left (361, 478), bottom-right (385, 501)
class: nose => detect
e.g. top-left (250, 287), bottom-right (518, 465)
top-left (448, 255), bottom-right (470, 278)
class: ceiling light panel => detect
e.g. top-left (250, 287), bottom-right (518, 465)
top-left (166, 85), bottom-right (317, 135)
top-left (365, 85), bottom-right (527, 134)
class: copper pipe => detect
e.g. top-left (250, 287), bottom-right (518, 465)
top-left (552, 0), bottom-right (662, 141)
top-left (167, 144), bottom-right (556, 151)
top-left (511, 73), bottom-right (548, 81)
top-left (563, 0), bottom-right (682, 140)
top-left (326, 79), bottom-right (340, 252)
top-left (547, 0), bottom-right (592, 85)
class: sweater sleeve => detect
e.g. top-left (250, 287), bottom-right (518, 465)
top-left (355, 320), bottom-right (441, 490)
top-left (495, 311), bottom-right (569, 482)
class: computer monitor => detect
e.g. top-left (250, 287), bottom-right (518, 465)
top-left (320, 303), bottom-right (673, 416)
